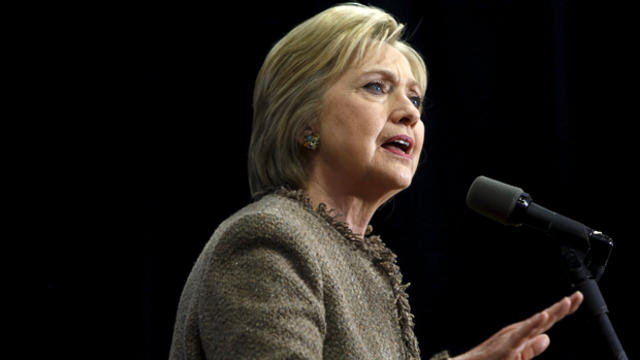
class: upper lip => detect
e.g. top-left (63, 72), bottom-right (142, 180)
top-left (382, 134), bottom-right (414, 154)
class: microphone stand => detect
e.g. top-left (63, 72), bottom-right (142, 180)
top-left (466, 178), bottom-right (627, 358)
top-left (559, 231), bottom-right (627, 360)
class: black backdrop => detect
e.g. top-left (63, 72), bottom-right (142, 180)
top-left (39, 1), bottom-right (638, 359)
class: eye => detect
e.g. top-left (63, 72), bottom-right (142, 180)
top-left (409, 96), bottom-right (422, 109)
top-left (363, 81), bottom-right (387, 94)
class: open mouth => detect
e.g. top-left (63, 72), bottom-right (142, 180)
top-left (381, 135), bottom-right (413, 156)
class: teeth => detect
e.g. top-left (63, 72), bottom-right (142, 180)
top-left (383, 138), bottom-right (411, 154)
top-left (393, 140), bottom-right (410, 149)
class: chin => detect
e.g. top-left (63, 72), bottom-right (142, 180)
top-left (366, 160), bottom-right (416, 196)
top-left (395, 178), bottom-right (413, 191)
top-left (384, 171), bottom-right (414, 191)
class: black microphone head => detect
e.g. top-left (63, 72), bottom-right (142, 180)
top-left (466, 176), bottom-right (524, 225)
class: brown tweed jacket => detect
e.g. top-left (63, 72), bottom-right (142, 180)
top-left (169, 189), bottom-right (450, 360)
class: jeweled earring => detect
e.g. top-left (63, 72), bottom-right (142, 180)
top-left (303, 133), bottom-right (320, 150)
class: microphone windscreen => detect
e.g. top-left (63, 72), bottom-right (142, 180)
top-left (466, 176), bottom-right (524, 225)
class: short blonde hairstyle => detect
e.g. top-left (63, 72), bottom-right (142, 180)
top-left (248, 2), bottom-right (428, 198)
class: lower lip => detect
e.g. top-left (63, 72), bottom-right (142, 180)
top-left (382, 146), bottom-right (412, 160)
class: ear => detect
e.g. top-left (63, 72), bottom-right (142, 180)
top-left (300, 127), bottom-right (320, 150)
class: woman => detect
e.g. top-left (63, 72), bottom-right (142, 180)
top-left (169, 4), bottom-right (582, 359)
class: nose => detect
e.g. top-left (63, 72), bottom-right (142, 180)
top-left (390, 93), bottom-right (421, 127)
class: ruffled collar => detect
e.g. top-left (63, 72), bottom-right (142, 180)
top-left (272, 187), bottom-right (421, 360)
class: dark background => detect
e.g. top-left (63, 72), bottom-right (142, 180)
top-left (37, 0), bottom-right (637, 359)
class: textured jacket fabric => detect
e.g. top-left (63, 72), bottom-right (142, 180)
top-left (169, 189), bottom-right (450, 360)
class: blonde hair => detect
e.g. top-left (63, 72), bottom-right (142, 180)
top-left (248, 3), bottom-right (428, 198)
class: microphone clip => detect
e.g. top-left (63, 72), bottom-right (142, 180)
top-left (585, 231), bottom-right (614, 282)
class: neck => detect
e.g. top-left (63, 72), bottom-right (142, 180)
top-left (304, 178), bottom-right (396, 237)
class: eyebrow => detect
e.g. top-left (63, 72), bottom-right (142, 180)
top-left (361, 68), bottom-right (421, 94)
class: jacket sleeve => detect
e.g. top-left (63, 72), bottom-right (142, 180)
top-left (195, 213), bottom-right (326, 360)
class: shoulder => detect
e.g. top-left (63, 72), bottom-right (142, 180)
top-left (192, 192), bottom-right (330, 303)
top-left (175, 196), bottom-right (331, 359)
top-left (198, 192), bottom-right (333, 265)
top-left (214, 192), bottom-right (318, 242)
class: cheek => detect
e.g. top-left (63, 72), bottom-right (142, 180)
top-left (325, 99), bottom-right (384, 149)
top-left (413, 122), bottom-right (426, 165)
top-left (343, 99), bottom-right (381, 131)
top-left (414, 122), bottom-right (426, 152)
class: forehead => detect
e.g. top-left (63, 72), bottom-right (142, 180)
top-left (351, 43), bottom-right (418, 85)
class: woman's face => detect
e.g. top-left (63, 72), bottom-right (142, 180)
top-left (311, 43), bottom-right (425, 200)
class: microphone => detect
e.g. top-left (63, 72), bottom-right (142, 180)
top-left (466, 176), bottom-right (627, 359)
top-left (466, 175), bottom-right (605, 251)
